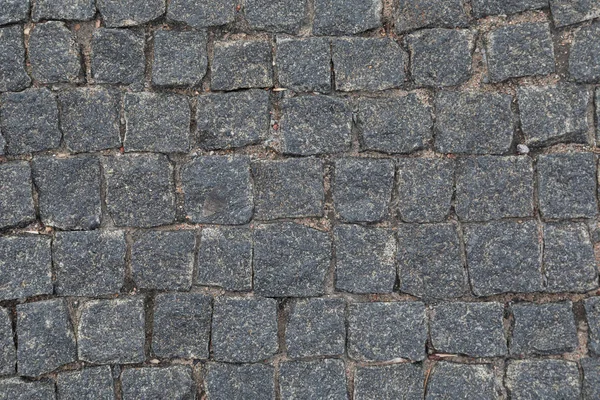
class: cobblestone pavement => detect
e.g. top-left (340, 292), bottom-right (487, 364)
top-left (2, 0), bottom-right (600, 399)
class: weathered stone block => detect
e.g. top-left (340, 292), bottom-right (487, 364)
top-left (569, 22), bottom-right (600, 83)
top-left (0, 379), bottom-right (55, 399)
top-left (56, 367), bottom-right (114, 400)
top-left (121, 366), bottom-right (195, 399)
top-left (426, 363), bottom-right (496, 399)
top-left (97, 0), bottom-right (165, 27)
top-left (29, 22), bottom-right (80, 84)
top-left (211, 40), bottom-right (273, 90)
top-left (550, 0), bottom-right (600, 28)
top-left (506, 360), bottom-right (581, 399)
top-left (246, 0), bottom-right (307, 33)
top-left (354, 364), bottom-right (423, 400)
top-left (0, 26), bottom-right (30, 92)
top-left (0, 161), bottom-right (35, 230)
top-left (33, 0), bottom-right (95, 21)
top-left (0, 308), bottom-right (15, 376)
top-left (167, 0), bottom-right (235, 28)
top-left (205, 363), bottom-right (275, 400)
top-left (313, 0), bottom-right (381, 35)
top-left (152, 29), bottom-right (207, 87)
top-left (279, 360), bottom-right (346, 400)
top-left (396, 0), bottom-right (468, 33)
top-left (0, 0), bottom-right (29, 26)
top-left (276, 38), bottom-right (331, 93)
top-left (91, 28), bottom-right (145, 85)
top-left (582, 358), bottom-right (600, 399)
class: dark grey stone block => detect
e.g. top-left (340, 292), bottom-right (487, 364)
top-left (455, 156), bottom-right (534, 222)
top-left (279, 360), bottom-right (346, 400)
top-left (58, 88), bottom-right (121, 153)
top-left (597, 89), bottom-right (600, 142)
top-left (246, 0), bottom-right (307, 33)
top-left (152, 293), bottom-right (211, 359)
top-left (211, 297), bottom-right (278, 362)
top-left (506, 360), bottom-right (581, 399)
top-left (17, 299), bottom-right (76, 377)
top-left (97, 0), bottom-right (165, 27)
top-left (426, 363), bottom-right (496, 400)
top-left (53, 230), bottom-right (125, 297)
top-left (537, 153), bottom-right (597, 220)
top-left (486, 22), bottom-right (555, 82)
top-left (0, 378), bottom-right (55, 400)
top-left (0, 0), bottom-right (29, 26)
top-left (285, 298), bottom-right (345, 358)
top-left (397, 158), bottom-right (454, 223)
top-left (56, 366), bottom-right (114, 400)
top-left (205, 363), bottom-right (275, 400)
top-left (123, 92), bottom-right (190, 153)
top-left (253, 222), bottom-right (331, 297)
top-left (29, 22), bottom-right (80, 84)
top-left (465, 221), bottom-right (543, 296)
top-left (585, 297), bottom-right (600, 355)
top-left (407, 28), bottom-right (473, 87)
top-left (152, 29), bottom-right (207, 87)
top-left (0, 25), bottom-right (30, 92)
top-left (435, 91), bottom-right (514, 154)
top-left (472, 0), bottom-right (547, 17)
top-left (121, 366), bottom-right (194, 400)
top-left (131, 230), bottom-right (195, 291)
top-left (280, 95), bottom-right (352, 155)
top-left (91, 28), bottom-right (145, 85)
top-left (550, 0), bottom-right (600, 27)
top-left (397, 223), bottom-right (466, 299)
top-left (396, 0), bottom-right (468, 33)
top-left (0, 308), bottom-right (14, 376)
top-left (332, 38), bottom-right (406, 91)
top-left (197, 90), bottom-right (270, 150)
top-left (211, 40), bottom-right (273, 90)
top-left (1, 88), bottom-right (61, 154)
top-left (181, 156), bottom-right (252, 224)
top-left (33, 0), bottom-right (94, 21)
top-left (32, 156), bottom-right (101, 230)
top-left (334, 225), bottom-right (396, 294)
top-left (354, 364), bottom-right (423, 400)
top-left (0, 236), bottom-right (52, 301)
top-left (313, 0), bottom-right (381, 35)
top-left (78, 297), bottom-right (145, 364)
top-left (348, 302), bottom-right (426, 362)
top-left (167, 0), bottom-right (235, 28)
top-left (583, 358), bottom-right (600, 399)
top-left (0, 161), bottom-right (35, 230)
top-left (104, 154), bottom-right (176, 227)
top-left (430, 302), bottom-right (506, 357)
top-left (276, 37), bottom-right (331, 93)
top-left (358, 94), bottom-right (433, 154)
top-left (252, 158), bottom-right (324, 220)
top-left (197, 227), bottom-right (252, 291)
top-left (569, 22), bottom-right (600, 83)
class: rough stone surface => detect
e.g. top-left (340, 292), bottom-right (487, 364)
top-left (472, 0), bottom-right (548, 18)
top-left (33, 0), bottom-right (95, 21)
top-left (585, 297), bottom-right (600, 355)
top-left (0, 25), bottom-right (30, 92)
top-left (550, 0), bottom-right (600, 28)
top-left (354, 364), bottom-right (423, 400)
top-left (28, 22), bottom-right (80, 84)
top-left (0, 161), bottom-right (35, 230)
top-left (583, 358), bottom-right (600, 399)
top-left (279, 360), bottom-right (347, 400)
top-left (152, 29), bottom-right (207, 87)
top-left (0, 0), bottom-right (29, 26)
top-left (56, 366), bottom-right (114, 400)
top-left (0, 379), bottom-right (56, 399)
top-left (396, 0), bottom-right (468, 33)
top-left (569, 22), bottom-right (600, 83)
top-left (167, 0), bottom-right (235, 28)
top-left (0, 308), bottom-right (15, 376)
top-left (246, 0), bottom-right (307, 34)
top-left (121, 366), bottom-right (194, 399)
top-left (313, 0), bottom-right (381, 35)
top-left (211, 40), bottom-right (273, 90)
top-left (205, 363), bottom-right (275, 400)
top-left (91, 28), bottom-right (145, 85)
top-left (426, 363), bottom-right (496, 400)
top-left (506, 360), bottom-right (581, 399)
top-left (97, 0), bottom-right (165, 27)
top-left (276, 38), bottom-right (331, 93)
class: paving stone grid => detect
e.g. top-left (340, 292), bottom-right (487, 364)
top-left (4, 0), bottom-right (600, 399)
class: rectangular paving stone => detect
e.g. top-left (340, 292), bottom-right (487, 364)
top-left (0, 161), bottom-right (35, 230)
top-left (152, 293), bottom-right (211, 359)
top-left (348, 301), bottom-right (426, 362)
top-left (313, 0), bottom-right (381, 35)
top-left (354, 364), bottom-right (423, 400)
top-left (121, 366), bottom-right (194, 400)
top-left (506, 359), bottom-right (581, 399)
top-left (253, 222), bottom-right (331, 297)
top-left (279, 360), bottom-right (347, 400)
top-left (0, 308), bottom-right (15, 376)
top-left (205, 363), bottom-right (275, 400)
top-left (245, 0), bottom-right (307, 33)
top-left (550, 0), bottom-right (600, 27)
top-left (582, 358), bottom-right (600, 399)
top-left (396, 0), bottom-right (468, 33)
top-left (585, 297), bottom-right (600, 355)
top-left (472, 0), bottom-right (548, 18)
top-left (275, 37), bottom-right (331, 93)
top-left (211, 40), bottom-right (273, 90)
top-left (569, 22), bottom-right (600, 83)
top-left (0, 0), bottom-right (29, 26)
top-left (56, 366), bottom-right (114, 400)
top-left (32, 0), bottom-right (95, 21)
top-left (152, 29), bottom-right (207, 87)
top-left (17, 299), bottom-right (76, 377)
top-left (455, 156), bottom-right (534, 222)
top-left (91, 28), bottom-right (145, 85)
top-left (211, 297), bottom-right (278, 363)
top-left (29, 21), bottom-right (80, 84)
top-left (426, 363), bottom-right (496, 400)
top-left (77, 297), bottom-right (145, 364)
top-left (167, 0), bottom-right (235, 28)
top-left (97, 0), bottom-right (165, 27)
top-left (0, 25), bottom-right (30, 92)
top-left (0, 378), bottom-right (55, 400)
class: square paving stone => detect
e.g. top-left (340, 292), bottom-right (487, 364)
top-left (276, 37), bottom-right (331, 93)
top-left (313, 0), bottom-right (381, 35)
top-left (280, 95), bottom-right (352, 155)
top-left (537, 153), bottom-right (597, 220)
top-left (252, 158), bottom-right (324, 220)
top-left (205, 363), bottom-right (275, 400)
top-left (152, 29), bottom-right (207, 87)
top-left (510, 301), bottom-right (578, 356)
top-left (121, 366), bottom-right (194, 400)
top-left (396, 0), bottom-right (468, 33)
top-left (104, 154), bottom-right (176, 227)
top-left (211, 297), bottom-right (278, 363)
top-left (246, 0), bottom-right (307, 33)
top-left (426, 363), bottom-right (496, 400)
top-left (253, 222), bottom-right (331, 297)
top-left (397, 223), bottom-right (466, 299)
top-left (0, 308), bottom-right (14, 376)
top-left (550, 0), bottom-right (600, 27)
top-left (56, 366), bottom-right (114, 400)
top-left (506, 360), bottom-right (581, 399)
top-left (167, 0), bottom-right (235, 28)
top-left (131, 230), bottom-right (195, 291)
top-left (333, 158), bottom-right (394, 222)
top-left (279, 360), bottom-right (346, 400)
top-left (582, 358), bottom-right (600, 399)
top-left (0, 161), bottom-right (35, 230)
top-left (455, 156), bottom-right (534, 222)
top-left (78, 297), bottom-right (145, 364)
top-left (53, 230), bottom-right (125, 297)
top-left (354, 364), bottom-right (423, 400)
top-left (585, 297), bottom-right (600, 355)
top-left (58, 87), bottom-right (121, 152)
top-left (1, 88), bottom-right (61, 155)
top-left (91, 28), bottom-right (145, 85)
top-left (397, 158), bottom-right (454, 223)
top-left (358, 94), bottom-right (433, 154)
top-left (17, 299), bottom-right (76, 377)
top-left (332, 38), bottom-right (406, 91)
top-left (430, 302), bottom-right (506, 357)
top-left (33, 0), bottom-right (95, 21)
top-left (334, 225), bottom-right (396, 294)
top-left (569, 22), bottom-right (600, 83)
top-left (0, 378), bottom-right (55, 399)
top-left (97, 0), bottom-right (165, 27)
top-left (197, 90), bottom-right (270, 150)
top-left (285, 298), bottom-right (345, 358)
top-left (0, 0), bottom-right (29, 26)
top-left (211, 40), bottom-right (273, 91)
top-left (197, 227), bottom-right (252, 291)
top-left (0, 236), bottom-right (52, 301)
top-left (406, 28), bottom-right (473, 87)
top-left (29, 22), bottom-right (80, 84)
top-left (434, 91), bottom-right (514, 154)
top-left (32, 156), bottom-right (101, 230)
top-left (152, 293), bottom-right (211, 359)
top-left (181, 156), bottom-right (253, 224)
top-left (486, 22), bottom-right (555, 82)
top-left (123, 92), bottom-right (190, 153)
top-left (472, 0), bottom-right (547, 17)
top-left (465, 221), bottom-right (543, 296)
top-left (0, 25), bottom-right (30, 92)
top-left (348, 301), bottom-right (426, 362)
